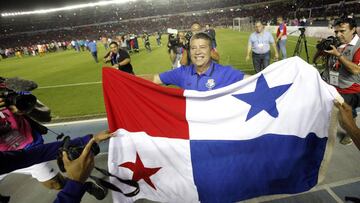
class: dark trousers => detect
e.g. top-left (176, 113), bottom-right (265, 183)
top-left (91, 51), bottom-right (98, 63)
top-left (252, 51), bottom-right (270, 73)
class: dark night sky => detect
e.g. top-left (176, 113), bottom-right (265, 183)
top-left (1, 0), bottom-right (100, 12)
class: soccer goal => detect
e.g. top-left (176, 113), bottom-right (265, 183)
top-left (233, 17), bottom-right (252, 32)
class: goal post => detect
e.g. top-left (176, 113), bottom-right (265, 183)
top-left (233, 17), bottom-right (252, 32)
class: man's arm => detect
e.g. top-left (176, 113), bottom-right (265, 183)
top-left (180, 49), bottom-right (189, 65)
top-left (334, 100), bottom-right (360, 151)
top-left (246, 42), bottom-right (252, 62)
top-left (211, 49), bottom-right (220, 63)
top-left (325, 45), bottom-right (360, 74)
top-left (271, 42), bottom-right (279, 60)
top-left (0, 131), bottom-right (111, 175)
top-left (137, 74), bottom-right (163, 85)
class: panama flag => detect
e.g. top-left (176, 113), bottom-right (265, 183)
top-left (103, 57), bottom-right (340, 203)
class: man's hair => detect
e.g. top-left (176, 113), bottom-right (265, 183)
top-left (191, 22), bottom-right (201, 27)
top-left (334, 17), bottom-right (357, 30)
top-left (190, 32), bottom-right (212, 47)
top-left (109, 41), bottom-right (118, 47)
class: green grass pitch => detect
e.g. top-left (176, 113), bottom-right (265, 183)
top-left (0, 29), bottom-right (320, 120)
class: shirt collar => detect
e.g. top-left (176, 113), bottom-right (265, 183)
top-left (349, 34), bottom-right (359, 46)
top-left (191, 62), bottom-right (214, 76)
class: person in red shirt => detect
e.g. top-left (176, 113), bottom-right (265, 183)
top-left (275, 16), bottom-right (287, 59)
top-left (325, 17), bottom-right (360, 145)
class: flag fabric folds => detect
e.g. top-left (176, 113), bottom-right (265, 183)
top-left (103, 57), bottom-right (339, 203)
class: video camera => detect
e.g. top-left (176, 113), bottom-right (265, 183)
top-left (316, 36), bottom-right (341, 51)
top-left (0, 77), bottom-right (37, 113)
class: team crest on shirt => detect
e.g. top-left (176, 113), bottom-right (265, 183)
top-left (206, 79), bottom-right (216, 90)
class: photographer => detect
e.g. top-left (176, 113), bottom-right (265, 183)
top-left (103, 41), bottom-right (134, 74)
top-left (168, 31), bottom-right (186, 69)
top-left (323, 17), bottom-right (360, 145)
top-left (0, 130), bottom-right (112, 203)
top-left (180, 22), bottom-right (220, 66)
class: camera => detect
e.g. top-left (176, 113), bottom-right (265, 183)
top-left (57, 136), bottom-right (100, 172)
top-left (184, 31), bottom-right (192, 42)
top-left (168, 33), bottom-right (180, 48)
top-left (316, 36), bottom-right (341, 51)
top-left (0, 90), bottom-right (37, 113)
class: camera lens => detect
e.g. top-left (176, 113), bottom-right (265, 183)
top-left (14, 94), bottom-right (37, 112)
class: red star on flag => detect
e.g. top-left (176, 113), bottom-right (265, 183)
top-left (119, 152), bottom-right (161, 190)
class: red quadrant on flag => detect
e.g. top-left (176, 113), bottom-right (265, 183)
top-left (102, 68), bottom-right (189, 139)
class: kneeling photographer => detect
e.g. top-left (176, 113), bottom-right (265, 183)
top-left (320, 17), bottom-right (360, 145)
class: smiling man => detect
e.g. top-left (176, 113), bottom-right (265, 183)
top-left (147, 32), bottom-right (247, 91)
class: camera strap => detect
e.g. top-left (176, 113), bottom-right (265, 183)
top-left (90, 166), bottom-right (140, 197)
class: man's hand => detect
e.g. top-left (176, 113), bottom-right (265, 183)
top-left (324, 45), bottom-right (341, 57)
top-left (93, 130), bottom-right (113, 143)
top-left (0, 98), bottom-right (5, 110)
top-left (0, 98), bottom-right (21, 114)
top-left (334, 100), bottom-right (357, 131)
top-left (62, 139), bottom-right (95, 183)
top-left (245, 55), bottom-right (250, 62)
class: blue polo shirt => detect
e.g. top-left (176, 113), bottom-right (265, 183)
top-left (248, 31), bottom-right (274, 54)
top-left (159, 62), bottom-right (245, 91)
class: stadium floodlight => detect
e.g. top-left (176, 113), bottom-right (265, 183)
top-left (1, 0), bottom-right (132, 17)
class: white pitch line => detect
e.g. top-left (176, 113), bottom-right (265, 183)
top-left (45, 117), bottom-right (107, 127)
top-left (38, 81), bottom-right (102, 89)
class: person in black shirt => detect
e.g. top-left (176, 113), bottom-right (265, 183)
top-left (104, 42), bottom-right (134, 74)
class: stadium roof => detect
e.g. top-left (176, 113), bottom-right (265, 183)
top-left (1, 0), bottom-right (100, 12)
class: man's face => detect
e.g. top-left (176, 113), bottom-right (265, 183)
top-left (255, 22), bottom-right (264, 33)
top-left (334, 23), bottom-right (356, 44)
top-left (191, 23), bottom-right (202, 34)
top-left (110, 44), bottom-right (118, 53)
top-left (178, 32), bottom-right (185, 43)
top-left (190, 38), bottom-right (212, 69)
top-left (277, 18), bottom-right (282, 24)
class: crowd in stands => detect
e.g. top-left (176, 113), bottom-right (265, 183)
top-left (1, 0), bottom-right (359, 56)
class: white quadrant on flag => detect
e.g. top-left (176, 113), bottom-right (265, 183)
top-left (108, 129), bottom-right (199, 203)
top-left (184, 57), bottom-right (340, 140)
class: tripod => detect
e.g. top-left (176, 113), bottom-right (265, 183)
top-left (293, 28), bottom-right (310, 63)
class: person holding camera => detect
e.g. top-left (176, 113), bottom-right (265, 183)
top-left (180, 22), bottom-right (220, 66)
top-left (324, 17), bottom-right (360, 145)
top-left (103, 41), bottom-right (134, 74)
top-left (0, 129), bottom-right (112, 203)
top-left (246, 21), bottom-right (279, 73)
top-left (0, 78), bottom-right (65, 192)
top-left (168, 31), bottom-right (186, 69)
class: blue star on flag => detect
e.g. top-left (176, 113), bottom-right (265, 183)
top-left (232, 74), bottom-right (292, 121)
